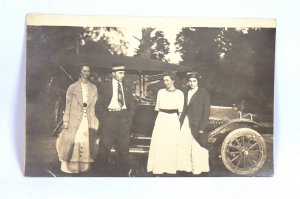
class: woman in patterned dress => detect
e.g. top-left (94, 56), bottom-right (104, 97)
top-left (56, 65), bottom-right (99, 174)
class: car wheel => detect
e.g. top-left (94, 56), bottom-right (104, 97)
top-left (51, 96), bottom-right (64, 136)
top-left (221, 128), bottom-right (267, 175)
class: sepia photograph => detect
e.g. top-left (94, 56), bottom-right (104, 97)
top-left (25, 15), bottom-right (275, 177)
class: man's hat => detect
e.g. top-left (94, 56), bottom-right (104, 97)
top-left (111, 64), bottom-right (126, 72)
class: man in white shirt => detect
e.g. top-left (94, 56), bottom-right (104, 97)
top-left (95, 64), bottom-right (135, 176)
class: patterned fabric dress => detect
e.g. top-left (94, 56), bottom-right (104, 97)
top-left (177, 88), bottom-right (210, 174)
top-left (147, 89), bottom-right (184, 174)
top-left (60, 82), bottom-right (93, 173)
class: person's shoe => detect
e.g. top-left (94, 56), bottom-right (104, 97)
top-left (128, 169), bottom-right (133, 177)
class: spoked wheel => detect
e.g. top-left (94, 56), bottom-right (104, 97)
top-left (51, 96), bottom-right (65, 136)
top-left (221, 128), bottom-right (267, 175)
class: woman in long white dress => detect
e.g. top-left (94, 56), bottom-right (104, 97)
top-left (147, 72), bottom-right (184, 175)
top-left (177, 72), bottom-right (211, 175)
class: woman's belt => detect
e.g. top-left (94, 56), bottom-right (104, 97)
top-left (159, 109), bottom-right (178, 114)
top-left (108, 108), bottom-right (126, 112)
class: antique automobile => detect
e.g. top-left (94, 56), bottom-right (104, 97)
top-left (48, 53), bottom-right (272, 176)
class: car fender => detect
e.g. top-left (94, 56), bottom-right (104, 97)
top-left (208, 119), bottom-right (263, 144)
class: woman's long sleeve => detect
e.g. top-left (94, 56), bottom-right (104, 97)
top-left (199, 91), bottom-right (211, 131)
top-left (154, 90), bottom-right (160, 111)
top-left (178, 91), bottom-right (184, 113)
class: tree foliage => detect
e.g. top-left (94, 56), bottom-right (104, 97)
top-left (27, 26), bottom-right (127, 63)
top-left (150, 31), bottom-right (170, 62)
top-left (80, 27), bottom-right (128, 55)
top-left (175, 27), bottom-right (275, 113)
top-left (27, 26), bottom-right (127, 101)
top-left (135, 28), bottom-right (170, 62)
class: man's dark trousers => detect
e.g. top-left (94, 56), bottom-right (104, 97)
top-left (97, 109), bottom-right (132, 176)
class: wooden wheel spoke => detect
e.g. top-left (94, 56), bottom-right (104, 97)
top-left (242, 136), bottom-right (245, 146)
top-left (248, 151), bottom-right (260, 162)
top-left (243, 156), bottom-right (247, 168)
top-left (249, 149), bottom-right (263, 153)
top-left (229, 151), bottom-right (240, 156)
top-left (247, 136), bottom-right (252, 145)
top-left (229, 143), bottom-right (240, 150)
top-left (245, 156), bottom-right (254, 168)
top-left (235, 156), bottom-right (242, 169)
top-left (249, 142), bottom-right (258, 150)
top-left (230, 154), bottom-right (241, 162)
top-left (234, 138), bottom-right (242, 147)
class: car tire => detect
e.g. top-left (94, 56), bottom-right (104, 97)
top-left (51, 96), bottom-right (64, 136)
top-left (221, 128), bottom-right (267, 175)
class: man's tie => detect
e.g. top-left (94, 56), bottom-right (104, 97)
top-left (118, 82), bottom-right (124, 108)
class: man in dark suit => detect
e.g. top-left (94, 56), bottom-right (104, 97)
top-left (95, 64), bottom-right (135, 176)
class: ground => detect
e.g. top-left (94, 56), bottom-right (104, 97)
top-left (24, 130), bottom-right (273, 177)
top-left (24, 97), bottom-right (273, 177)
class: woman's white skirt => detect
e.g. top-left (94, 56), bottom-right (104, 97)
top-left (147, 112), bottom-right (181, 174)
top-left (177, 116), bottom-right (209, 174)
top-left (61, 115), bottom-right (93, 174)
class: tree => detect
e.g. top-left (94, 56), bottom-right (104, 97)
top-left (150, 31), bottom-right (170, 62)
top-left (175, 28), bottom-right (224, 104)
top-left (135, 28), bottom-right (155, 59)
top-left (27, 26), bottom-right (82, 101)
top-left (219, 28), bottom-right (275, 111)
top-left (135, 28), bottom-right (170, 62)
top-left (80, 27), bottom-right (128, 55)
top-left (27, 26), bottom-right (127, 101)
top-left (175, 27), bottom-right (220, 68)
top-left (175, 27), bottom-right (275, 112)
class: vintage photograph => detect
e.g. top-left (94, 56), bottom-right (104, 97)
top-left (25, 15), bottom-right (275, 177)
